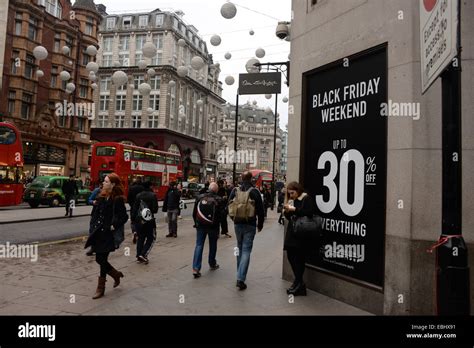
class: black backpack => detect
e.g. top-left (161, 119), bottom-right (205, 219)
top-left (195, 194), bottom-right (219, 226)
top-left (136, 199), bottom-right (153, 225)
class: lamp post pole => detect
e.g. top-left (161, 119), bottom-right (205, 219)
top-left (232, 90), bottom-right (239, 186)
top-left (271, 94), bottom-right (278, 209)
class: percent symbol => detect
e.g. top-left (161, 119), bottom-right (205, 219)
top-left (366, 157), bottom-right (376, 173)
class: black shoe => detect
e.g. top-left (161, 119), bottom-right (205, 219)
top-left (64, 212), bottom-right (69, 216)
top-left (210, 264), bottom-right (220, 271)
top-left (165, 234), bottom-right (173, 238)
top-left (288, 283), bottom-right (307, 296)
top-left (137, 255), bottom-right (149, 264)
top-left (193, 270), bottom-right (201, 278)
top-left (236, 280), bottom-right (247, 290)
top-left (286, 281), bottom-right (298, 294)
top-left (173, 234), bottom-right (177, 238)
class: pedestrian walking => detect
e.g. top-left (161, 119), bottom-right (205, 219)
top-left (127, 177), bottom-right (144, 244)
top-left (86, 183), bottom-right (103, 256)
top-left (228, 171), bottom-right (265, 290)
top-left (163, 181), bottom-right (181, 237)
top-left (131, 181), bottom-right (158, 264)
top-left (283, 181), bottom-right (317, 296)
top-left (62, 175), bottom-right (79, 217)
top-left (85, 173), bottom-right (128, 299)
top-left (277, 187), bottom-right (286, 225)
top-left (217, 179), bottom-right (231, 238)
top-left (191, 182), bottom-right (223, 278)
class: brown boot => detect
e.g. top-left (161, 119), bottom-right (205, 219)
top-left (92, 276), bottom-right (106, 299)
top-left (107, 267), bottom-right (124, 288)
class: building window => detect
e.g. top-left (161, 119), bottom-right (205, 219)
top-left (152, 34), bottom-right (163, 49)
top-left (51, 65), bottom-right (58, 87)
top-left (54, 33), bottom-right (61, 52)
top-left (132, 115), bottom-right (141, 128)
top-left (99, 95), bottom-right (109, 111)
top-left (135, 53), bottom-right (143, 64)
top-left (102, 54), bottom-right (112, 67)
top-left (139, 15), bottom-right (148, 27)
top-left (8, 91), bottom-right (16, 114)
top-left (132, 95), bottom-right (143, 111)
top-left (150, 76), bottom-right (160, 90)
top-left (135, 34), bottom-right (146, 51)
top-left (148, 115), bottom-right (158, 128)
top-left (155, 14), bottom-right (164, 27)
top-left (191, 150), bottom-right (201, 164)
top-left (85, 23), bottom-right (93, 36)
top-left (115, 95), bottom-right (126, 111)
top-left (133, 75), bottom-right (144, 89)
top-left (151, 52), bottom-right (162, 66)
top-left (28, 18), bottom-right (37, 41)
top-left (65, 36), bottom-right (74, 55)
top-left (103, 37), bottom-right (113, 52)
top-left (122, 16), bottom-right (132, 29)
top-left (15, 13), bottom-right (22, 35)
top-left (119, 35), bottom-right (129, 51)
top-left (77, 117), bottom-right (85, 132)
top-left (11, 51), bottom-right (19, 74)
top-left (262, 118), bottom-right (268, 124)
top-left (100, 77), bottom-right (111, 91)
top-left (98, 115), bottom-right (108, 127)
top-left (106, 17), bottom-right (116, 29)
top-left (24, 54), bottom-right (35, 79)
top-left (79, 78), bottom-right (88, 98)
top-left (114, 115), bottom-right (124, 128)
top-left (82, 48), bottom-right (90, 66)
top-left (149, 94), bottom-right (159, 111)
top-left (118, 53), bottom-right (129, 66)
top-left (21, 93), bottom-right (32, 119)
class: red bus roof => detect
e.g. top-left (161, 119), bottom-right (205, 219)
top-left (93, 142), bottom-right (181, 157)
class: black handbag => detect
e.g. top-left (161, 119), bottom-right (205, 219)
top-left (292, 215), bottom-right (323, 239)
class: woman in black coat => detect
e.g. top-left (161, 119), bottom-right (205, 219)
top-left (85, 173), bottom-right (128, 299)
top-left (283, 181), bottom-right (316, 296)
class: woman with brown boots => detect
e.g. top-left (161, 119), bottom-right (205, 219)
top-left (85, 173), bottom-right (128, 299)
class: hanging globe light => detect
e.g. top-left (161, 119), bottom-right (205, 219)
top-left (112, 70), bottom-right (128, 86)
top-left (178, 38), bottom-right (186, 47)
top-left (255, 48), bottom-right (265, 58)
top-left (210, 35), bottom-right (222, 46)
top-left (225, 76), bottom-right (235, 85)
top-left (36, 69), bottom-right (44, 78)
top-left (265, 107), bottom-right (272, 114)
top-left (138, 83), bottom-right (152, 96)
top-left (245, 58), bottom-right (260, 73)
top-left (147, 107), bottom-right (154, 114)
top-left (230, 111), bottom-right (236, 117)
top-left (265, 94), bottom-right (272, 99)
top-left (66, 82), bottom-right (76, 92)
top-left (86, 62), bottom-right (99, 74)
top-left (137, 60), bottom-right (147, 69)
top-left (249, 29), bottom-right (255, 35)
top-left (191, 56), bottom-right (205, 70)
top-left (61, 46), bottom-right (70, 55)
top-left (169, 80), bottom-right (176, 87)
top-left (224, 52), bottom-right (232, 60)
top-left (142, 42), bottom-right (157, 58)
top-left (59, 71), bottom-right (71, 81)
top-left (252, 100), bottom-right (257, 105)
top-left (33, 46), bottom-right (48, 61)
top-left (177, 66), bottom-right (188, 77)
top-left (196, 99), bottom-right (203, 106)
top-left (86, 45), bottom-right (98, 56)
top-left (221, 2), bottom-right (237, 19)
top-left (147, 68), bottom-right (156, 77)
top-left (282, 96), bottom-right (289, 103)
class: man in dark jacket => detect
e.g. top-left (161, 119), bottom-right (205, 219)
top-left (199, 181), bottom-right (210, 194)
top-left (191, 182), bottom-right (223, 278)
top-left (127, 177), bottom-right (144, 244)
top-left (162, 181), bottom-right (181, 237)
top-left (62, 175), bottom-right (79, 217)
top-left (217, 179), bottom-right (231, 238)
top-left (227, 171), bottom-right (265, 290)
top-left (132, 181), bottom-right (158, 264)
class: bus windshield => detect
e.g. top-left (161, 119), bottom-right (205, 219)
top-left (96, 146), bottom-right (116, 156)
top-left (0, 126), bottom-right (16, 145)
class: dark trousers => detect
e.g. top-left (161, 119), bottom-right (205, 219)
top-left (65, 195), bottom-right (75, 214)
top-left (192, 226), bottom-right (219, 270)
top-left (287, 247), bottom-right (306, 284)
top-left (136, 222), bottom-right (156, 258)
top-left (96, 252), bottom-right (112, 277)
top-left (220, 214), bottom-right (228, 234)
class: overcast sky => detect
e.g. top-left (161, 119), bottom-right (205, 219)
top-left (98, 0), bottom-right (292, 129)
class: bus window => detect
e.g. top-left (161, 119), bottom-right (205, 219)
top-left (96, 146), bottom-right (116, 156)
top-left (0, 126), bottom-right (16, 145)
top-left (166, 156), bottom-right (174, 164)
top-left (133, 150), bottom-right (145, 160)
top-left (145, 152), bottom-right (155, 162)
top-left (156, 154), bottom-right (165, 163)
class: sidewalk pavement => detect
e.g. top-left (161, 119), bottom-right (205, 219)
top-left (0, 200), bottom-right (195, 224)
top-left (0, 210), bottom-right (371, 315)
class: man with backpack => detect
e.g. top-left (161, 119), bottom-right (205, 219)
top-left (191, 182), bottom-right (223, 278)
top-left (131, 181), bottom-right (158, 264)
top-left (227, 171), bottom-right (265, 290)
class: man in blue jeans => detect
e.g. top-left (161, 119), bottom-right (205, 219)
top-left (228, 172), bottom-right (265, 290)
top-left (191, 182), bottom-right (223, 278)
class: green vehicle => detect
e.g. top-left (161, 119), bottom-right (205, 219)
top-left (23, 176), bottom-right (91, 208)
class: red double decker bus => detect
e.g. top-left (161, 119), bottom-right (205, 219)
top-left (0, 122), bottom-right (24, 206)
top-left (250, 169), bottom-right (273, 190)
top-left (90, 142), bottom-right (183, 200)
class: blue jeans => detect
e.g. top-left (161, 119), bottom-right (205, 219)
top-left (192, 226), bottom-right (219, 271)
top-left (234, 224), bottom-right (257, 282)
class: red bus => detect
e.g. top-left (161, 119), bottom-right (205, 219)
top-left (90, 142), bottom-right (183, 200)
top-left (250, 169), bottom-right (273, 190)
top-left (0, 122), bottom-right (24, 206)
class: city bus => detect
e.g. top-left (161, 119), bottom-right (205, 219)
top-left (0, 122), bottom-right (24, 206)
top-left (250, 169), bottom-right (273, 190)
top-left (90, 142), bottom-right (183, 200)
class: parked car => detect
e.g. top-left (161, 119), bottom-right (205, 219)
top-left (180, 182), bottom-right (202, 199)
top-left (23, 176), bottom-right (91, 208)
